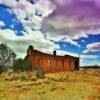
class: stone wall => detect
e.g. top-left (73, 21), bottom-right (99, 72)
top-left (25, 46), bottom-right (79, 73)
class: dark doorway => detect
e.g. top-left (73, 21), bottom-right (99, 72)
top-left (75, 61), bottom-right (79, 70)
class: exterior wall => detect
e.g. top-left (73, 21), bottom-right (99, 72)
top-left (26, 47), bottom-right (79, 73)
top-left (63, 57), bottom-right (70, 71)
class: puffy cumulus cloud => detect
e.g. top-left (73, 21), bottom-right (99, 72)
top-left (52, 0), bottom-right (74, 6)
top-left (42, 0), bottom-right (100, 40)
top-left (83, 42), bottom-right (100, 53)
top-left (0, 29), bottom-right (60, 58)
top-left (0, 0), bottom-right (60, 58)
top-left (56, 50), bottom-right (78, 57)
top-left (0, 0), bottom-right (55, 30)
top-left (46, 32), bottom-right (80, 47)
top-left (63, 37), bottom-right (80, 47)
top-left (0, 21), bottom-right (5, 27)
top-left (80, 55), bottom-right (99, 59)
top-left (0, 0), bottom-right (80, 48)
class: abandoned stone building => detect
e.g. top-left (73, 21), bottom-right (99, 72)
top-left (25, 45), bottom-right (79, 73)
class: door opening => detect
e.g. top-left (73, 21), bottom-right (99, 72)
top-left (75, 61), bottom-right (79, 70)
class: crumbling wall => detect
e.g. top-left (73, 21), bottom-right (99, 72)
top-left (26, 47), bottom-right (79, 73)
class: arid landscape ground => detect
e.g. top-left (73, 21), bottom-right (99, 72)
top-left (0, 68), bottom-right (100, 100)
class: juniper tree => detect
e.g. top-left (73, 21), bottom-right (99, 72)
top-left (0, 43), bottom-right (16, 72)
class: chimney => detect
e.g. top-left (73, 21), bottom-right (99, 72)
top-left (53, 50), bottom-right (56, 56)
top-left (27, 45), bottom-right (34, 55)
top-left (29, 45), bottom-right (34, 50)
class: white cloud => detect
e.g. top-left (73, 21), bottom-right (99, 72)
top-left (0, 28), bottom-right (60, 58)
top-left (56, 50), bottom-right (79, 57)
top-left (0, 0), bottom-right (55, 31)
top-left (42, 0), bottom-right (100, 41)
top-left (0, 21), bottom-right (5, 27)
top-left (0, 0), bottom-right (82, 49)
top-left (1, 0), bottom-right (76, 58)
top-left (0, 28), bottom-right (79, 58)
top-left (45, 33), bottom-right (80, 47)
top-left (42, 15), bottom-right (100, 41)
top-left (63, 37), bottom-right (80, 47)
top-left (80, 55), bottom-right (98, 59)
top-left (83, 42), bottom-right (100, 53)
top-left (54, 0), bottom-right (74, 5)
top-left (0, 0), bottom-right (60, 57)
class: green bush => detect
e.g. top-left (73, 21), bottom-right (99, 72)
top-left (35, 68), bottom-right (45, 78)
top-left (13, 58), bottom-right (32, 72)
top-left (30, 75), bottom-right (37, 81)
top-left (20, 75), bottom-right (29, 81)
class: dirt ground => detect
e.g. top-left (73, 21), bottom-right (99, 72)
top-left (0, 68), bottom-right (100, 100)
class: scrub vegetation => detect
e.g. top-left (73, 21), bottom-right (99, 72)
top-left (0, 68), bottom-right (100, 100)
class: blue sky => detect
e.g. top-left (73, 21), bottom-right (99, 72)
top-left (0, 4), bottom-right (24, 35)
top-left (0, 0), bottom-right (100, 66)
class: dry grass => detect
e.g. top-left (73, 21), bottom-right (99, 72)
top-left (0, 68), bottom-right (100, 100)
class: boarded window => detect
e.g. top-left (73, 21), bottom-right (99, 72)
top-left (48, 59), bottom-right (51, 67)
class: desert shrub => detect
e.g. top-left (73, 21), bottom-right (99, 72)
top-left (30, 75), bottom-right (37, 81)
top-left (4, 74), bottom-right (19, 81)
top-left (11, 75), bottom-right (19, 81)
top-left (5, 74), bottom-right (30, 81)
top-left (35, 67), bottom-right (45, 78)
top-left (42, 78), bottom-right (51, 84)
top-left (13, 58), bottom-right (32, 72)
top-left (20, 75), bottom-right (29, 81)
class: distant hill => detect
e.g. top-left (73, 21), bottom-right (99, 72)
top-left (80, 65), bottom-right (100, 69)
